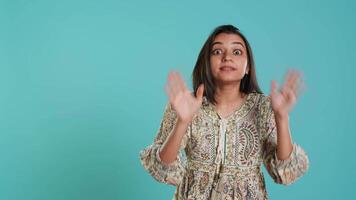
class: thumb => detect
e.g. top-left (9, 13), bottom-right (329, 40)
top-left (196, 84), bottom-right (204, 100)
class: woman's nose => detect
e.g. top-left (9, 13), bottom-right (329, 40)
top-left (222, 53), bottom-right (232, 62)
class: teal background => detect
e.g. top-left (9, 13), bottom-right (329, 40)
top-left (1, 0), bottom-right (355, 199)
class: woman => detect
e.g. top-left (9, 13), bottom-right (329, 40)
top-left (140, 25), bottom-right (309, 200)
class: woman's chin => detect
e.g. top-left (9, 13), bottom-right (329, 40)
top-left (216, 79), bottom-right (241, 85)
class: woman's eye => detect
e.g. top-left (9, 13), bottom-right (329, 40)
top-left (212, 49), bottom-right (222, 55)
top-left (233, 49), bottom-right (243, 55)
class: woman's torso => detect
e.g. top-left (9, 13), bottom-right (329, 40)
top-left (175, 92), bottom-right (270, 200)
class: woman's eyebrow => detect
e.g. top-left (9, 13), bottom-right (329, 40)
top-left (212, 41), bottom-right (245, 48)
top-left (212, 41), bottom-right (223, 47)
top-left (232, 42), bottom-right (245, 48)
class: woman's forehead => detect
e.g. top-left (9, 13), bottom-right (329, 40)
top-left (212, 33), bottom-right (245, 47)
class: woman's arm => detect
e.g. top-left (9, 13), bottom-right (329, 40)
top-left (275, 114), bottom-right (293, 160)
top-left (139, 103), bottom-right (188, 186)
top-left (160, 71), bottom-right (204, 164)
top-left (270, 69), bottom-right (304, 160)
top-left (159, 119), bottom-right (190, 165)
top-left (261, 94), bottom-right (309, 186)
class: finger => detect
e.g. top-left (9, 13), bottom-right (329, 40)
top-left (286, 89), bottom-right (297, 104)
top-left (166, 71), bottom-right (179, 99)
top-left (164, 83), bottom-right (172, 100)
top-left (283, 69), bottom-right (295, 91)
top-left (165, 72), bottom-right (178, 101)
top-left (174, 71), bottom-right (188, 93)
top-left (290, 71), bottom-right (304, 98)
top-left (196, 84), bottom-right (204, 100)
top-left (168, 71), bottom-right (181, 96)
top-left (283, 69), bottom-right (301, 94)
top-left (290, 70), bottom-right (302, 92)
top-left (295, 75), bottom-right (306, 97)
top-left (270, 80), bottom-right (278, 97)
top-left (165, 82), bottom-right (177, 104)
top-left (171, 71), bottom-right (186, 95)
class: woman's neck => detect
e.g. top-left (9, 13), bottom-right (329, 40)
top-left (214, 84), bottom-right (245, 106)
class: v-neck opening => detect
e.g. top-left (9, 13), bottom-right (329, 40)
top-left (213, 93), bottom-right (251, 121)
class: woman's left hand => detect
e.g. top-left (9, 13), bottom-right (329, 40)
top-left (270, 69), bottom-right (305, 117)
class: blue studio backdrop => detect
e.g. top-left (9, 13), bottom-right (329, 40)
top-left (1, 0), bottom-right (355, 199)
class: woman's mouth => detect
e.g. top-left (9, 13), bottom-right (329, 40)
top-left (220, 66), bottom-right (236, 71)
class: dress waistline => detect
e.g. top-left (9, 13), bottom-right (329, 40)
top-left (187, 160), bottom-right (261, 176)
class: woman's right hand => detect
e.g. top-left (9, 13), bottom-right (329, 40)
top-left (164, 70), bottom-right (205, 123)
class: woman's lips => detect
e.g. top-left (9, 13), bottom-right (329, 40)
top-left (220, 66), bottom-right (236, 71)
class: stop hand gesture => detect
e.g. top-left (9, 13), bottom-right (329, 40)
top-left (270, 69), bottom-right (305, 117)
top-left (164, 71), bottom-right (204, 123)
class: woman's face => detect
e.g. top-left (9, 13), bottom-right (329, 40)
top-left (210, 33), bottom-right (249, 85)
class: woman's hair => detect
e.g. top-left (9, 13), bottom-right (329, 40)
top-left (192, 24), bottom-right (262, 105)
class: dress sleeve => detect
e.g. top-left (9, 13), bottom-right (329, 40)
top-left (139, 103), bottom-right (189, 186)
top-left (260, 95), bottom-right (309, 186)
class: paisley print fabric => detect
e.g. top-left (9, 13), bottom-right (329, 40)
top-left (140, 92), bottom-right (309, 200)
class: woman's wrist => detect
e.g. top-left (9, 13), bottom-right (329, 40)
top-left (274, 110), bottom-right (289, 121)
top-left (177, 118), bottom-right (191, 127)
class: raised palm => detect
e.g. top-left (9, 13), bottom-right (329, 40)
top-left (270, 69), bottom-right (305, 117)
top-left (164, 71), bottom-right (204, 123)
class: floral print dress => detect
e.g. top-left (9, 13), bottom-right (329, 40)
top-left (140, 92), bottom-right (309, 200)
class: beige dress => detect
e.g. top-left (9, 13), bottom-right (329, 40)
top-left (140, 92), bottom-right (309, 200)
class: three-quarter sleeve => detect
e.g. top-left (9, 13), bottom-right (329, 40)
top-left (259, 95), bottom-right (309, 186)
top-left (139, 103), bottom-right (189, 186)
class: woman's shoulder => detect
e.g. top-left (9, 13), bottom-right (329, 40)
top-left (255, 92), bottom-right (270, 102)
top-left (249, 92), bottom-right (269, 104)
top-left (249, 92), bottom-right (273, 112)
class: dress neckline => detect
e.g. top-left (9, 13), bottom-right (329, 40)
top-left (202, 92), bottom-right (257, 121)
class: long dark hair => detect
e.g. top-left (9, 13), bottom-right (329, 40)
top-left (192, 25), bottom-right (262, 105)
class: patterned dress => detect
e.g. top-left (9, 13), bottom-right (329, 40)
top-left (140, 92), bottom-right (309, 200)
